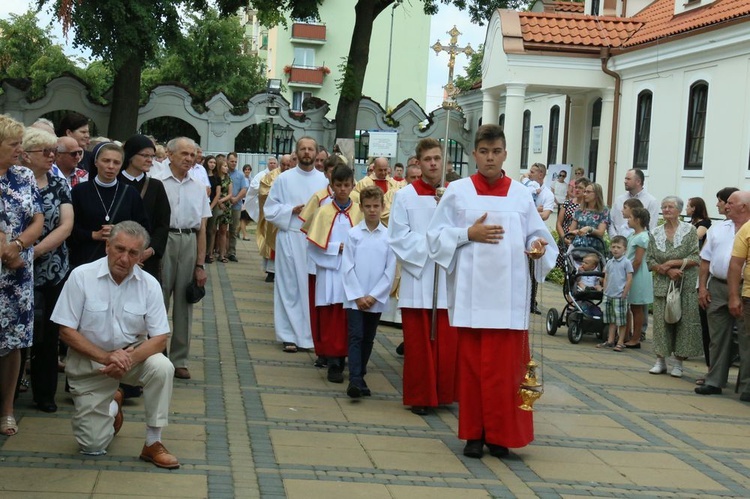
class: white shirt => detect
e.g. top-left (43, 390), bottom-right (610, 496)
top-left (536, 184), bottom-right (556, 214)
top-left (190, 163), bottom-right (211, 188)
top-left (609, 188), bottom-right (659, 237)
top-left (51, 258), bottom-right (169, 352)
top-left (342, 221), bottom-right (397, 313)
top-left (700, 219), bottom-right (737, 280)
top-left (427, 177), bottom-right (557, 329)
top-left (156, 168), bottom-right (212, 229)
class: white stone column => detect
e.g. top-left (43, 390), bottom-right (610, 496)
top-left (502, 83), bottom-right (527, 181)
top-left (566, 95), bottom-right (587, 174)
top-left (596, 88), bottom-right (615, 203)
top-left (481, 89), bottom-right (501, 128)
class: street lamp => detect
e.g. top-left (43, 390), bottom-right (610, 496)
top-left (275, 125), bottom-right (294, 154)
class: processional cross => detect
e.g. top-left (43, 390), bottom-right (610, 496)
top-left (431, 26), bottom-right (474, 107)
top-left (428, 26), bottom-right (474, 340)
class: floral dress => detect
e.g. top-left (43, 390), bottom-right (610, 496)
top-left (646, 222), bottom-right (702, 358)
top-left (0, 166), bottom-right (43, 354)
top-left (217, 175), bottom-right (232, 226)
top-left (35, 174), bottom-right (71, 287)
top-left (571, 206), bottom-right (610, 254)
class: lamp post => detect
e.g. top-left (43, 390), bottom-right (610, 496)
top-left (385, 1), bottom-right (402, 112)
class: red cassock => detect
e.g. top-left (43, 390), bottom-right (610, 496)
top-left (401, 308), bottom-right (458, 407)
top-left (314, 304), bottom-right (348, 357)
top-left (309, 274), bottom-right (320, 352)
top-left (457, 328), bottom-right (533, 448)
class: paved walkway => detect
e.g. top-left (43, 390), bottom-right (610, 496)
top-left (1, 238), bottom-right (749, 498)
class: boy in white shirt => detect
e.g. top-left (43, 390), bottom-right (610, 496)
top-left (341, 186), bottom-right (397, 398)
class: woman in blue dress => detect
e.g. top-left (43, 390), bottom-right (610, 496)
top-left (0, 115), bottom-right (44, 435)
top-left (567, 182), bottom-right (610, 255)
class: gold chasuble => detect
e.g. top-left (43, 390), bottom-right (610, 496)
top-left (256, 168), bottom-right (282, 258)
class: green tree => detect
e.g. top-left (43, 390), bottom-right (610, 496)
top-left (454, 44), bottom-right (483, 93)
top-left (146, 8), bottom-right (266, 113)
top-left (42, 0), bottom-right (247, 140)
top-left (250, 0), bottom-right (524, 141)
top-left (0, 11), bottom-right (78, 99)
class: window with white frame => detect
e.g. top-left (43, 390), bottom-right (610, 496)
top-left (521, 110), bottom-right (531, 169)
top-left (547, 105), bottom-right (560, 165)
top-left (633, 90), bottom-right (652, 169)
top-left (684, 81), bottom-right (708, 170)
top-left (292, 91), bottom-right (313, 112)
top-left (293, 47), bottom-right (315, 68)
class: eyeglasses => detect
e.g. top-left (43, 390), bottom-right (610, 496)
top-left (60, 150), bottom-right (84, 157)
top-left (136, 153), bottom-right (157, 160)
top-left (26, 148), bottom-right (57, 156)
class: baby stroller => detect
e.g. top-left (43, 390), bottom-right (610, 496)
top-left (546, 246), bottom-right (608, 344)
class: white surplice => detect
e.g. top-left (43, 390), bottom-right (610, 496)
top-left (309, 210), bottom-right (352, 306)
top-left (387, 183), bottom-right (448, 309)
top-left (245, 167), bottom-right (269, 222)
top-left (342, 221), bottom-right (397, 313)
top-left (427, 177), bottom-right (558, 330)
top-left (264, 167), bottom-right (328, 347)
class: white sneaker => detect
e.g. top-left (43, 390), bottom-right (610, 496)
top-left (670, 361), bottom-right (683, 378)
top-left (649, 359), bottom-right (667, 374)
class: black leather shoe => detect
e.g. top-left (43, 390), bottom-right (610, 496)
top-left (314, 356), bottom-right (327, 368)
top-left (396, 342), bottom-right (404, 356)
top-left (346, 382), bottom-right (362, 398)
top-left (228, 255), bottom-right (238, 262)
top-left (327, 366), bottom-right (344, 383)
top-left (410, 406), bottom-right (429, 415)
top-left (487, 443), bottom-right (509, 458)
top-left (694, 385), bottom-right (722, 395)
top-left (531, 307), bottom-right (542, 315)
top-left (265, 272), bottom-right (275, 282)
top-left (361, 387), bottom-right (372, 397)
top-left (463, 439), bottom-right (484, 458)
top-left (35, 401), bottom-right (58, 413)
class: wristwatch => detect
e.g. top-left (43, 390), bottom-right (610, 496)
top-left (195, 264), bottom-right (205, 270)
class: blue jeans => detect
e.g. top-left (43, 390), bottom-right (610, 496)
top-left (347, 309), bottom-right (380, 386)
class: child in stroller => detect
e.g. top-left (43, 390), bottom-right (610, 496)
top-left (546, 247), bottom-right (608, 343)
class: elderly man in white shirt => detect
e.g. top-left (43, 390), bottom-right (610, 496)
top-left (697, 191), bottom-right (750, 396)
top-left (51, 221), bottom-right (178, 468)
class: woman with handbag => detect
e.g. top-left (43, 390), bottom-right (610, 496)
top-left (646, 196), bottom-right (702, 377)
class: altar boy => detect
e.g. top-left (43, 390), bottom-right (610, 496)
top-left (427, 124), bottom-right (557, 459)
top-left (341, 186), bottom-right (396, 398)
top-left (306, 165), bottom-right (362, 383)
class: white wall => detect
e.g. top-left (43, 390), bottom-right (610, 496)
top-left (612, 25), bottom-right (750, 217)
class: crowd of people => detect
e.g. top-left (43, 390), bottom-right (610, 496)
top-left (0, 109), bottom-right (748, 472)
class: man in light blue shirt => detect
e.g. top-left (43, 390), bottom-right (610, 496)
top-left (227, 152), bottom-right (249, 262)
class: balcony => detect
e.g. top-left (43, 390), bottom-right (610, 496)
top-left (285, 66), bottom-right (330, 88)
top-left (291, 23), bottom-right (326, 44)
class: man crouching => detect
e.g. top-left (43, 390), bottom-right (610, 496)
top-left (52, 221), bottom-right (178, 469)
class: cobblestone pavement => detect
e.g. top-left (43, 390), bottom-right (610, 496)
top-left (1, 238), bottom-right (749, 498)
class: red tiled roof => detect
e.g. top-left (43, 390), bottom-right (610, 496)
top-left (626, 0), bottom-right (750, 46)
top-left (549, 1), bottom-right (585, 14)
top-left (520, 12), bottom-right (643, 48)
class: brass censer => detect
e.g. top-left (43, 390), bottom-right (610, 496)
top-left (519, 248), bottom-right (544, 411)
